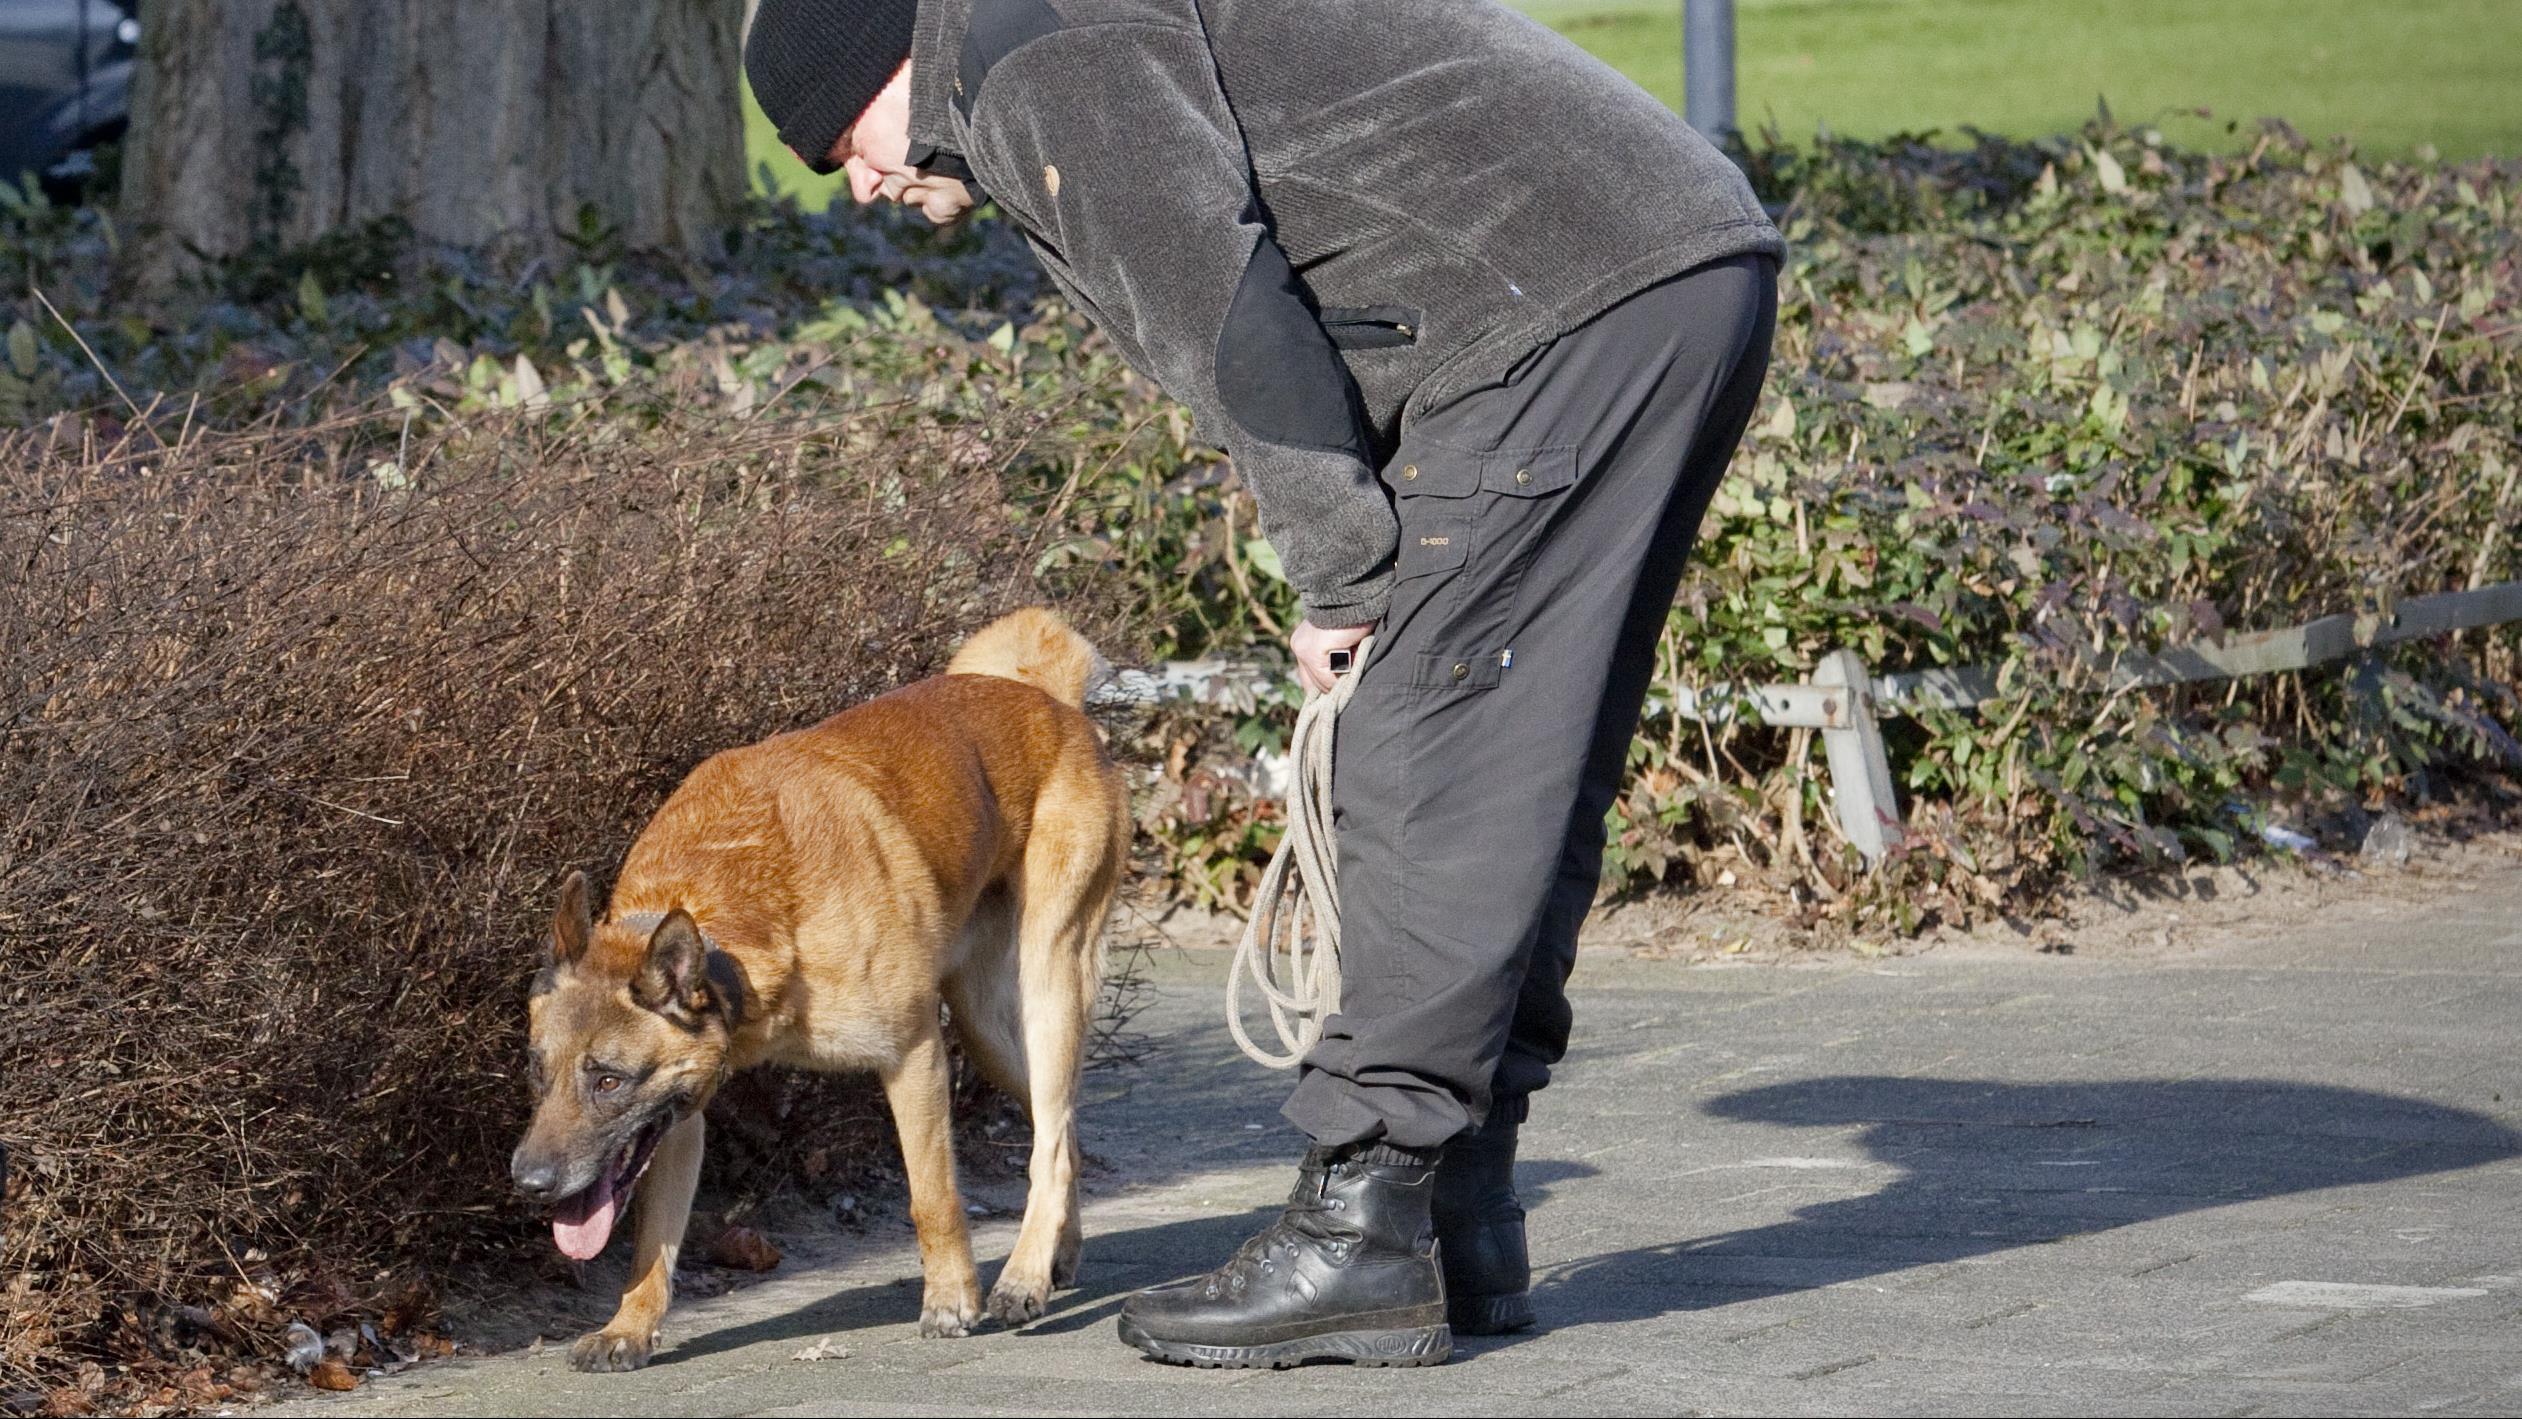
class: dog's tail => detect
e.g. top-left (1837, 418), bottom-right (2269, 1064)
top-left (947, 606), bottom-right (1109, 709)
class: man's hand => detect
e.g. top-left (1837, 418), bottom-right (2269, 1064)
top-left (1291, 619), bottom-right (1375, 697)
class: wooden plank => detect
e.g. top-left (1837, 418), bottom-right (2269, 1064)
top-left (1875, 580), bottom-right (2522, 711)
top-left (1659, 681), bottom-right (1856, 729)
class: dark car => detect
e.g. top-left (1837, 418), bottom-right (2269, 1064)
top-left (0, 0), bottom-right (137, 193)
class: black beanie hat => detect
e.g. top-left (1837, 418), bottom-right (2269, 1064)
top-left (746, 0), bottom-right (922, 175)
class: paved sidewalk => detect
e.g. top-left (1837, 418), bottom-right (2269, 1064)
top-left (275, 854), bottom-right (2522, 1417)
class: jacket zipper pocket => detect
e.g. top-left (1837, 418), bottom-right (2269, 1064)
top-left (1319, 305), bottom-right (1422, 351)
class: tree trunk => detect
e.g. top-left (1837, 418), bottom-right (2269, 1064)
top-left (119, 0), bottom-right (745, 289)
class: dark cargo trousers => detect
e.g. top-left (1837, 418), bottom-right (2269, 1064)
top-left (1282, 253), bottom-right (1779, 1149)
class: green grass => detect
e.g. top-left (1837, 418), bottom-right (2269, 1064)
top-left (1531, 0), bottom-right (2522, 158)
top-left (747, 0), bottom-right (2522, 205)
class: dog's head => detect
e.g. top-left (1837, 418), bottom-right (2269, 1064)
top-left (509, 871), bottom-right (745, 1260)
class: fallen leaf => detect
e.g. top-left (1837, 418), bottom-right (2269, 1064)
top-left (792, 1336), bottom-right (851, 1362)
top-left (2089, 145), bottom-right (2128, 195)
top-left (307, 1361), bottom-right (359, 1393)
top-left (2337, 163), bottom-right (2374, 215)
top-left (707, 1225), bottom-right (782, 1272)
top-left (283, 1322), bottom-right (323, 1373)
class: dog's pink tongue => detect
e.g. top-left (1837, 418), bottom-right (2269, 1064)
top-left (552, 1173), bottom-right (618, 1261)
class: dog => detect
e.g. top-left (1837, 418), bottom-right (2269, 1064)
top-left (509, 607), bottom-right (1131, 1371)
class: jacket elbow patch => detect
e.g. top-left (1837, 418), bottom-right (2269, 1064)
top-left (1215, 243), bottom-right (1369, 458)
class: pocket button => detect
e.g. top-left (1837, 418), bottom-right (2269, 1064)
top-left (1403, 465), bottom-right (1419, 481)
top-left (1514, 468), bottom-right (1532, 486)
top-left (1451, 662), bottom-right (1469, 680)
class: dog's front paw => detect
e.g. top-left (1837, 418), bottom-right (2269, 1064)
top-left (919, 1297), bottom-right (981, 1339)
top-left (569, 1327), bottom-right (656, 1372)
top-left (985, 1275), bottom-right (1049, 1327)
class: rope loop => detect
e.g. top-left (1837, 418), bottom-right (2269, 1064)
top-left (1226, 635), bottom-right (1370, 1068)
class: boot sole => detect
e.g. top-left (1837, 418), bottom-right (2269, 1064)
top-left (1118, 1316), bottom-right (1453, 1369)
top-left (1447, 1290), bottom-right (1535, 1336)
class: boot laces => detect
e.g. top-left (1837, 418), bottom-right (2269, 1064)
top-left (1199, 1170), bottom-right (1356, 1297)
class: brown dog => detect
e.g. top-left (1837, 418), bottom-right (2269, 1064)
top-left (509, 607), bottom-right (1131, 1371)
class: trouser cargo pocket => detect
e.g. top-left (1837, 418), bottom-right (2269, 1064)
top-left (1382, 437), bottom-right (1582, 690)
top-left (1395, 517), bottom-right (1469, 581)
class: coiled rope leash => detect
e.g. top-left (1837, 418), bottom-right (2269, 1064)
top-left (1227, 636), bottom-right (1371, 1068)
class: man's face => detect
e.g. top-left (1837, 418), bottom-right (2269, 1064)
top-left (817, 61), bottom-right (976, 225)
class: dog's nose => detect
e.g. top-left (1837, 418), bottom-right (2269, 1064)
top-left (511, 1149), bottom-right (560, 1199)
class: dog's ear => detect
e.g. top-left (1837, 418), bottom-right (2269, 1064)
top-left (549, 870), bottom-right (592, 967)
top-left (632, 909), bottom-right (715, 1022)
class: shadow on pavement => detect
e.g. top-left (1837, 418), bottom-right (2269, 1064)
top-left (658, 1155), bottom-right (1605, 1363)
top-left (1534, 1076), bottom-right (2522, 1329)
top-left (656, 1076), bottom-right (2518, 1366)
top-left (654, 1205), bottom-right (1276, 1365)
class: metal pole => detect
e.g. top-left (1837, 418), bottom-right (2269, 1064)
top-left (1684, 0), bottom-right (1737, 141)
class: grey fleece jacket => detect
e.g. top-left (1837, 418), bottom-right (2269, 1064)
top-left (905, 0), bottom-right (1783, 627)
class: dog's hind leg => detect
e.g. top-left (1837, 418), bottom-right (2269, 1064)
top-left (571, 1111), bottom-right (704, 1372)
top-left (943, 886), bottom-right (1028, 1104)
top-left (883, 1015), bottom-right (986, 1338)
top-left (985, 784), bottom-right (1125, 1325)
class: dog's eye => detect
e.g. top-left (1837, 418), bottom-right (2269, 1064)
top-left (594, 1074), bottom-right (624, 1094)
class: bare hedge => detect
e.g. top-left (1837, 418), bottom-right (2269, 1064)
top-left (0, 405), bottom-right (1092, 1393)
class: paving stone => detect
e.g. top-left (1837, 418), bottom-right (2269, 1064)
top-left (269, 856), bottom-right (2522, 1417)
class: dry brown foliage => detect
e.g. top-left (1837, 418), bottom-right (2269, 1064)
top-left (0, 405), bottom-right (1107, 1394)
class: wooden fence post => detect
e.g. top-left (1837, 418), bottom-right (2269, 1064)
top-left (1812, 647), bottom-right (1901, 865)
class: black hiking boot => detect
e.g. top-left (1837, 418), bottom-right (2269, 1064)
top-left (1118, 1142), bottom-right (1452, 1368)
top-left (1433, 1111), bottom-right (1535, 1335)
